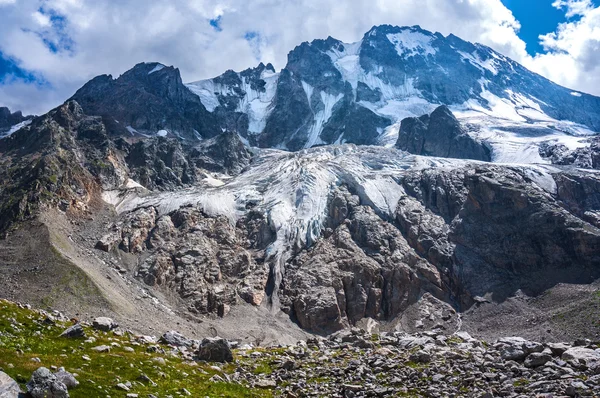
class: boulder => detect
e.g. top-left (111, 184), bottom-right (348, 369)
top-left (26, 367), bottom-right (69, 398)
top-left (0, 371), bottom-right (22, 398)
top-left (160, 331), bottom-right (193, 347)
top-left (92, 317), bottom-right (118, 332)
top-left (53, 368), bottom-right (78, 389)
top-left (562, 347), bottom-right (600, 366)
top-left (524, 352), bottom-right (552, 368)
top-left (59, 324), bottom-right (85, 338)
top-left (196, 337), bottom-right (233, 363)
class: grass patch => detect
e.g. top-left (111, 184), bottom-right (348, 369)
top-left (0, 300), bottom-right (271, 397)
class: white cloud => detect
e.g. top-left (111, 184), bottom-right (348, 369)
top-left (0, 0), bottom-right (597, 115)
top-left (523, 1), bottom-right (600, 95)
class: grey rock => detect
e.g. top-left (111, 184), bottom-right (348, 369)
top-left (53, 368), bottom-right (78, 389)
top-left (0, 371), bottom-right (22, 398)
top-left (26, 367), bottom-right (69, 398)
top-left (59, 324), bottom-right (85, 338)
top-left (196, 337), bottom-right (233, 363)
top-left (524, 352), bottom-right (552, 368)
top-left (92, 317), bottom-right (118, 332)
top-left (160, 331), bottom-right (193, 347)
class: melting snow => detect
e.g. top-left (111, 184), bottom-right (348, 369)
top-left (571, 92), bottom-right (582, 97)
top-left (156, 130), bottom-right (168, 137)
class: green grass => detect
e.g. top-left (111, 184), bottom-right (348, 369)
top-left (0, 300), bottom-right (271, 397)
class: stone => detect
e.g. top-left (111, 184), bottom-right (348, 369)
top-left (26, 367), bottom-right (69, 398)
top-left (547, 342), bottom-right (570, 356)
top-left (196, 337), bottom-right (233, 363)
top-left (562, 347), bottom-right (600, 366)
top-left (159, 331), bottom-right (192, 347)
top-left (0, 371), bottom-right (22, 398)
top-left (91, 345), bottom-right (111, 353)
top-left (524, 352), bottom-right (552, 368)
top-left (53, 368), bottom-right (78, 389)
top-left (92, 317), bottom-right (118, 332)
top-left (59, 324), bottom-right (85, 338)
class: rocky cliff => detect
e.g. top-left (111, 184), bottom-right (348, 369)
top-left (396, 105), bottom-right (491, 161)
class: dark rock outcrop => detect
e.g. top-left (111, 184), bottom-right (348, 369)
top-left (396, 106), bottom-right (491, 161)
top-left (196, 337), bottom-right (233, 362)
top-left (0, 106), bottom-right (32, 132)
top-left (70, 62), bottom-right (219, 140)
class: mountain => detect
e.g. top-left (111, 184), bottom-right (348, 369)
top-left (0, 106), bottom-right (33, 137)
top-left (70, 62), bottom-right (220, 141)
top-left (188, 25), bottom-right (600, 159)
top-left (0, 25), bottom-right (600, 347)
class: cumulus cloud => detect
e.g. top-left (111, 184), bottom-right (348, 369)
top-left (522, 0), bottom-right (600, 95)
top-left (0, 0), bottom-right (596, 114)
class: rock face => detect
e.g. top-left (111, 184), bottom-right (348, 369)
top-left (395, 105), bottom-right (491, 161)
top-left (0, 371), bottom-right (21, 398)
top-left (70, 62), bottom-right (219, 140)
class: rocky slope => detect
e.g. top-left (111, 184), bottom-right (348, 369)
top-left (1, 299), bottom-right (600, 398)
top-left (0, 93), bottom-right (599, 347)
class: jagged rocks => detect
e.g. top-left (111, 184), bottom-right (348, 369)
top-left (396, 105), bottom-right (491, 161)
top-left (196, 337), bottom-right (233, 363)
top-left (0, 371), bottom-right (21, 398)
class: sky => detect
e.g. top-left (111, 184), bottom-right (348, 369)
top-left (0, 0), bottom-right (599, 115)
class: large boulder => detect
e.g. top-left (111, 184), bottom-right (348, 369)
top-left (26, 367), bottom-right (69, 398)
top-left (0, 371), bottom-right (22, 398)
top-left (196, 337), bottom-right (233, 363)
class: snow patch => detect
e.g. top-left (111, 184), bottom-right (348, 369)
top-left (2, 120), bottom-right (31, 137)
top-left (458, 51), bottom-right (498, 75)
top-left (156, 130), bottom-right (168, 137)
top-left (126, 126), bottom-right (138, 136)
top-left (187, 69), bottom-right (279, 134)
top-left (305, 90), bottom-right (344, 148)
top-left (570, 92), bottom-right (582, 97)
top-left (148, 64), bottom-right (165, 74)
top-left (387, 31), bottom-right (436, 58)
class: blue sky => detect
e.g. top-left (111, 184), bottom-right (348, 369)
top-left (501, 0), bottom-right (599, 54)
top-left (1, 0), bottom-right (599, 115)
